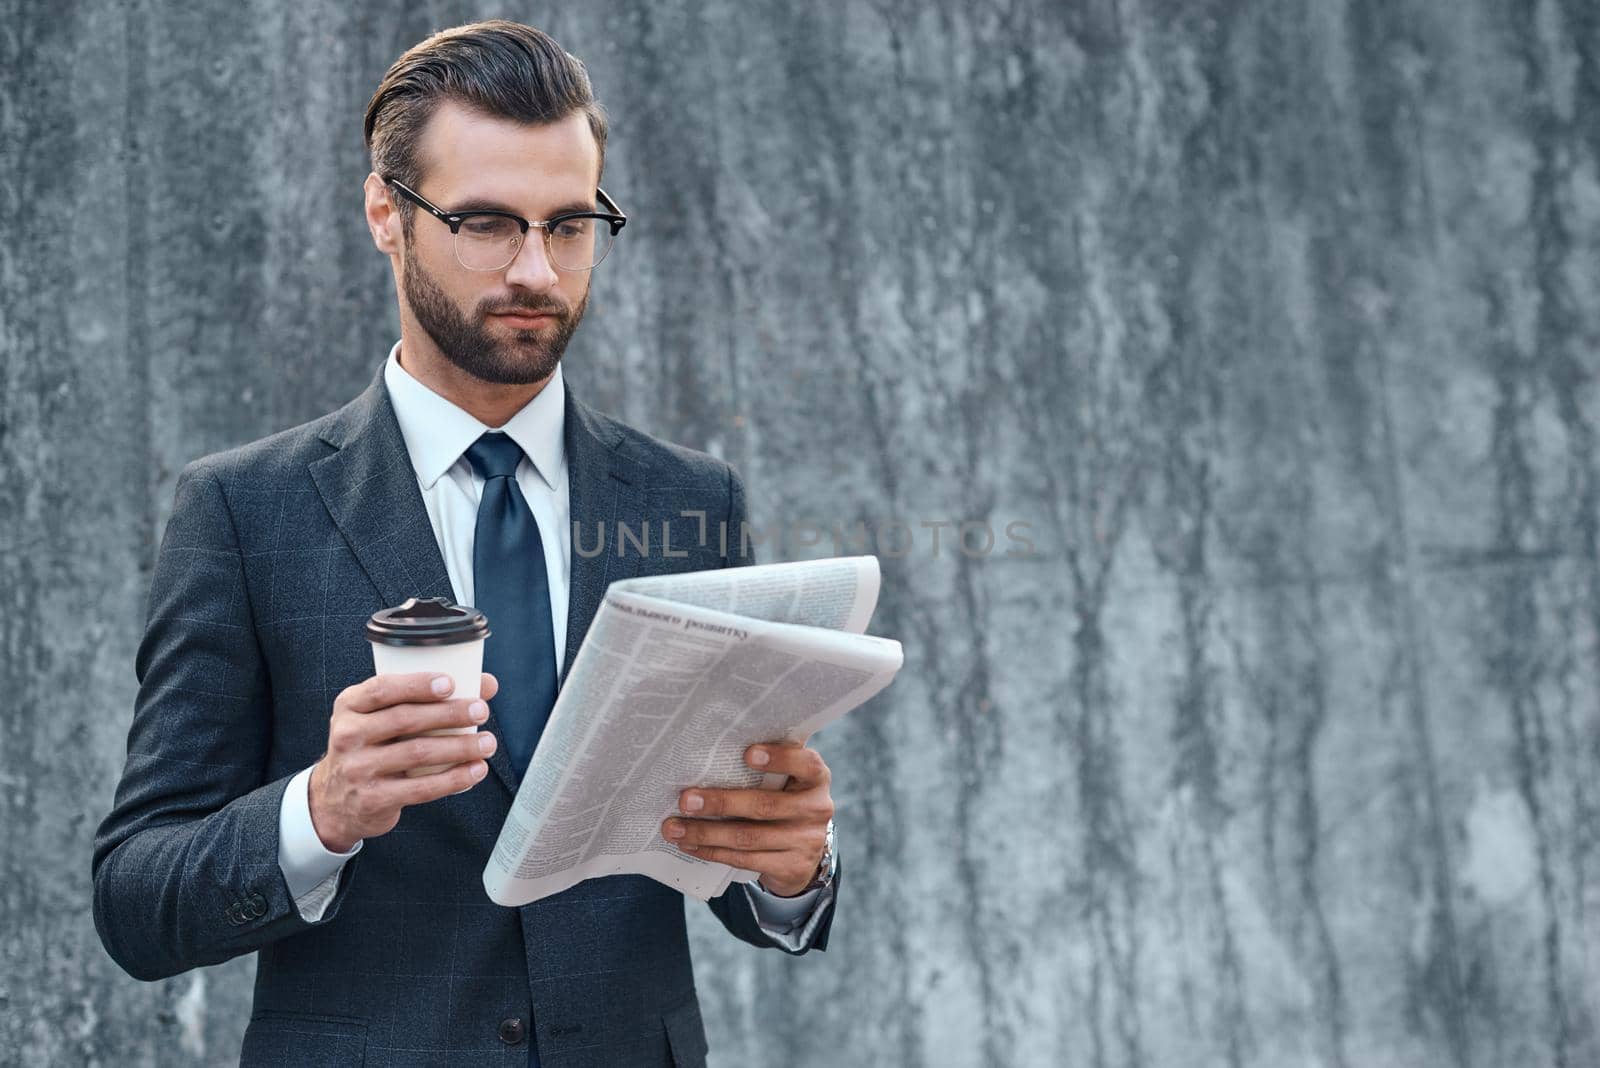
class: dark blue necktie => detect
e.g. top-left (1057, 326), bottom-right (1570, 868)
top-left (465, 432), bottom-right (557, 780)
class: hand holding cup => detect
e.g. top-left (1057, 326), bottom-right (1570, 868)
top-left (308, 670), bottom-right (500, 853)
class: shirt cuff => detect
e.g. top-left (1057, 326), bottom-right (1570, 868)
top-left (747, 881), bottom-right (823, 928)
top-left (278, 764), bottom-right (362, 922)
top-left (742, 850), bottom-right (837, 951)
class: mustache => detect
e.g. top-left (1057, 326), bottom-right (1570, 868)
top-left (483, 301), bottom-right (565, 318)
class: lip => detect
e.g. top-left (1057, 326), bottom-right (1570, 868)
top-left (491, 311), bottom-right (557, 327)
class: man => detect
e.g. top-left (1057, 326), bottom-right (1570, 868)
top-left (92, 20), bottom-right (838, 1067)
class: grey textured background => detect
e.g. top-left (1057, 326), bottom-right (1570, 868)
top-left (4, 1), bottom-right (1600, 1065)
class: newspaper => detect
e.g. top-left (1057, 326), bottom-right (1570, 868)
top-left (482, 555), bottom-right (903, 905)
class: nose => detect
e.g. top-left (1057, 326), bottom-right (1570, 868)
top-left (502, 227), bottom-right (561, 292)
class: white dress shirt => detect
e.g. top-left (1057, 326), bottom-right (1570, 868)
top-left (276, 341), bottom-right (828, 947)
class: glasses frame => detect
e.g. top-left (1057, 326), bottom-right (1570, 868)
top-left (384, 177), bottom-right (628, 272)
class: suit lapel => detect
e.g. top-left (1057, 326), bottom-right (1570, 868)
top-left (562, 390), bottom-right (645, 682)
top-left (308, 362), bottom-right (452, 609)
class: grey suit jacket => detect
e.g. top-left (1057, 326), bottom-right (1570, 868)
top-left (91, 359), bottom-right (838, 1067)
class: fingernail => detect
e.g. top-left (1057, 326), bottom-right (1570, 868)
top-left (470, 701), bottom-right (489, 722)
top-left (683, 793), bottom-right (703, 812)
top-left (470, 761), bottom-right (487, 779)
top-left (478, 734), bottom-right (496, 755)
top-left (432, 675), bottom-right (452, 695)
top-left (665, 821), bottom-right (685, 839)
top-left (749, 748), bottom-right (769, 766)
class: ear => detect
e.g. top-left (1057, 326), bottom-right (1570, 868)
top-left (363, 172), bottom-right (401, 256)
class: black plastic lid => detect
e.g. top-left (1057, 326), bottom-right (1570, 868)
top-left (365, 596), bottom-right (490, 647)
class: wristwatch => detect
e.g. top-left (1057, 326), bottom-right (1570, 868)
top-left (801, 818), bottom-right (836, 892)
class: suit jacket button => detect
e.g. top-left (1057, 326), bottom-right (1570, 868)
top-left (248, 892), bottom-right (266, 913)
top-left (498, 1017), bottom-right (525, 1045)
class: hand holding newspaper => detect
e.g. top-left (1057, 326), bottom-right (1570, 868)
top-left (482, 555), bottom-right (903, 905)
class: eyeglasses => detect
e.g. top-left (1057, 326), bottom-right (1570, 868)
top-left (384, 178), bottom-right (628, 272)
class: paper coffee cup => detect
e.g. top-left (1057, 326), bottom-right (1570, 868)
top-left (365, 597), bottom-right (490, 777)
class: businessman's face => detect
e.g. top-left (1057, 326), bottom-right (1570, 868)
top-left (391, 102), bottom-right (599, 386)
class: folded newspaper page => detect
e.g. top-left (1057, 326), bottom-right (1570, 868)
top-left (482, 555), bottom-right (903, 906)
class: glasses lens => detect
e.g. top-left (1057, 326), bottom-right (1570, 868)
top-left (454, 216), bottom-right (524, 271)
top-left (547, 217), bottom-right (615, 271)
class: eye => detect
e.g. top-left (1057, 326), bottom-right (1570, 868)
top-left (551, 219), bottom-right (591, 240)
top-left (461, 216), bottom-right (518, 238)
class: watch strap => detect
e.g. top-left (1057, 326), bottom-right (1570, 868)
top-left (801, 818), bottom-right (836, 892)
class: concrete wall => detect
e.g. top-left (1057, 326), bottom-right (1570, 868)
top-left (4, 1), bottom-right (1599, 1064)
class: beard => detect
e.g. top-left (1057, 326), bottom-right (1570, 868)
top-left (403, 245), bottom-right (588, 386)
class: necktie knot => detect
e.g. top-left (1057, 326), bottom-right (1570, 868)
top-left (464, 432), bottom-right (525, 481)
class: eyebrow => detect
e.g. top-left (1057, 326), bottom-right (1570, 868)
top-left (449, 195), bottom-right (597, 217)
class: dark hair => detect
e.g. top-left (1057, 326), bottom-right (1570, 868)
top-left (364, 20), bottom-right (609, 225)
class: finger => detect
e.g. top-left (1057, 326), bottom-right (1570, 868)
top-left (672, 844), bottom-right (812, 891)
top-left (363, 698), bottom-right (490, 745)
top-left (746, 743), bottom-right (829, 790)
top-left (662, 817), bottom-right (795, 852)
top-left (679, 786), bottom-right (824, 823)
top-left (481, 672), bottom-right (499, 700)
top-left (380, 757), bottom-right (490, 807)
top-left (366, 729), bottom-right (497, 777)
top-left (341, 671), bottom-right (457, 716)
top-left (329, 700), bottom-right (477, 757)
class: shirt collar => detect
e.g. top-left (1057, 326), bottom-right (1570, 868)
top-left (382, 339), bottom-right (566, 492)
